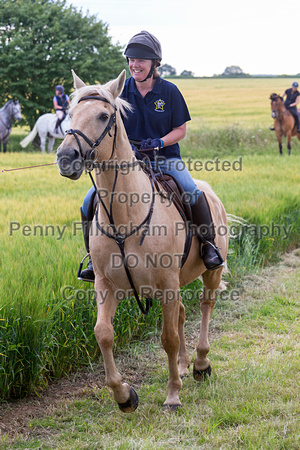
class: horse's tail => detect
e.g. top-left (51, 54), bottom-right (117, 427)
top-left (20, 123), bottom-right (38, 148)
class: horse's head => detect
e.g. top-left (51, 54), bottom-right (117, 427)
top-left (270, 93), bottom-right (283, 119)
top-left (57, 70), bottom-right (127, 180)
top-left (12, 100), bottom-right (22, 122)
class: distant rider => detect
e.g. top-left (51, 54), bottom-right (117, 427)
top-left (270, 81), bottom-right (300, 132)
top-left (53, 85), bottom-right (70, 134)
top-left (282, 81), bottom-right (300, 132)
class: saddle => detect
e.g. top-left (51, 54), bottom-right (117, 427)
top-left (89, 155), bottom-right (193, 268)
top-left (148, 170), bottom-right (193, 267)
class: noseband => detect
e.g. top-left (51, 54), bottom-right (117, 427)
top-left (66, 95), bottom-right (117, 166)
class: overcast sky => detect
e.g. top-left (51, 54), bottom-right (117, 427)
top-left (67, 0), bottom-right (300, 77)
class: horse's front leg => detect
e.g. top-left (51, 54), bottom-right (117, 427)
top-left (94, 278), bottom-right (138, 413)
top-left (287, 130), bottom-right (292, 155)
top-left (161, 291), bottom-right (182, 409)
top-left (275, 130), bottom-right (283, 155)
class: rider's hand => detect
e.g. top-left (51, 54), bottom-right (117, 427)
top-left (140, 138), bottom-right (164, 150)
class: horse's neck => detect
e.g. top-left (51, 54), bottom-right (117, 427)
top-left (95, 131), bottom-right (152, 225)
top-left (0, 103), bottom-right (12, 128)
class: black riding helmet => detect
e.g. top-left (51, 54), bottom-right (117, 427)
top-left (124, 31), bottom-right (162, 82)
top-left (55, 85), bottom-right (64, 93)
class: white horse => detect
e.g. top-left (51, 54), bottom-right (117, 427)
top-left (20, 113), bottom-right (71, 153)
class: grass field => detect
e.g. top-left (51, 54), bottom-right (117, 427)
top-left (173, 77), bottom-right (296, 129)
top-left (0, 77), bottom-right (299, 447)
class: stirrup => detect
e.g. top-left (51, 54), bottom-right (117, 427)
top-left (200, 240), bottom-right (225, 271)
top-left (77, 253), bottom-right (92, 279)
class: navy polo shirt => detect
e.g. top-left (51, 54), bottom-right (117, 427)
top-left (121, 76), bottom-right (191, 159)
top-left (284, 88), bottom-right (300, 108)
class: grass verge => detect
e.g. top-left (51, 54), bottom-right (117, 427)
top-left (0, 249), bottom-right (299, 448)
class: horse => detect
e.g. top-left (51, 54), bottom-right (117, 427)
top-left (56, 70), bottom-right (228, 412)
top-left (20, 113), bottom-right (71, 153)
top-left (0, 99), bottom-right (22, 152)
top-left (270, 93), bottom-right (300, 155)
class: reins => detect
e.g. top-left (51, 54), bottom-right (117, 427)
top-left (71, 95), bottom-right (155, 315)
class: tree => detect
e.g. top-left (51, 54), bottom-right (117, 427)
top-left (180, 70), bottom-right (194, 77)
top-left (157, 64), bottom-right (177, 77)
top-left (222, 66), bottom-right (247, 77)
top-left (0, 0), bottom-right (127, 127)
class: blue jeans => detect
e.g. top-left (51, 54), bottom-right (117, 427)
top-left (151, 157), bottom-right (201, 205)
top-left (82, 157), bottom-right (201, 216)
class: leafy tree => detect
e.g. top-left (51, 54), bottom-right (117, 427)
top-left (0, 0), bottom-right (127, 127)
top-left (222, 66), bottom-right (247, 77)
top-left (180, 70), bottom-right (194, 77)
top-left (157, 64), bottom-right (177, 77)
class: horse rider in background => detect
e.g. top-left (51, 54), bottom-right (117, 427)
top-left (53, 85), bottom-right (70, 134)
top-left (270, 81), bottom-right (300, 132)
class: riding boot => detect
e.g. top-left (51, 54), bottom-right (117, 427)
top-left (190, 192), bottom-right (224, 270)
top-left (54, 118), bottom-right (62, 134)
top-left (78, 208), bottom-right (95, 282)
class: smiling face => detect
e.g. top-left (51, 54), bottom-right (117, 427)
top-left (128, 58), bottom-right (153, 82)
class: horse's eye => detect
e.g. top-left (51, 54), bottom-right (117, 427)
top-left (99, 113), bottom-right (109, 121)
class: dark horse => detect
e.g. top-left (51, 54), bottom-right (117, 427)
top-left (270, 93), bottom-right (300, 155)
top-left (0, 100), bottom-right (22, 152)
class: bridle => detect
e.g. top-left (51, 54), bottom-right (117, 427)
top-left (66, 95), bottom-right (118, 167)
top-left (70, 95), bottom-right (155, 315)
top-left (270, 95), bottom-right (283, 120)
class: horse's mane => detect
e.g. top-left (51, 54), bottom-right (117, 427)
top-left (70, 81), bottom-right (132, 117)
top-left (0, 99), bottom-right (14, 112)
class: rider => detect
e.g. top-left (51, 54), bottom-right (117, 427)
top-left (78, 30), bottom-right (224, 282)
top-left (53, 85), bottom-right (70, 134)
top-left (282, 81), bottom-right (300, 132)
top-left (270, 81), bottom-right (300, 132)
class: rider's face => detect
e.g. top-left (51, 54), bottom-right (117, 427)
top-left (128, 58), bottom-right (152, 82)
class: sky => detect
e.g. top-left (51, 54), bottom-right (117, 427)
top-left (67, 0), bottom-right (300, 77)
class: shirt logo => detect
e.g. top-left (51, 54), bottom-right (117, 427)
top-left (154, 99), bottom-right (165, 112)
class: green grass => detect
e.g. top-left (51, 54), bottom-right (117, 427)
top-left (171, 77), bottom-right (295, 129)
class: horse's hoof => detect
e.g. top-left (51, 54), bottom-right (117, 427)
top-left (117, 386), bottom-right (139, 413)
top-left (163, 404), bottom-right (181, 412)
top-left (193, 364), bottom-right (212, 382)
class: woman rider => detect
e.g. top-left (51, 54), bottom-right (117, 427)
top-left (282, 81), bottom-right (300, 133)
top-left (53, 85), bottom-right (70, 134)
top-left (79, 30), bottom-right (224, 282)
top-left (270, 81), bottom-right (300, 132)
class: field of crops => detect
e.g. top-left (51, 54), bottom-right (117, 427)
top-left (0, 76), bottom-right (299, 409)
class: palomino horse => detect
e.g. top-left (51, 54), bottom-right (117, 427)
top-left (57, 70), bottom-right (228, 412)
top-left (270, 93), bottom-right (300, 155)
top-left (0, 100), bottom-right (22, 152)
top-left (20, 113), bottom-right (71, 153)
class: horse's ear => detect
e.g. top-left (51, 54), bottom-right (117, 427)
top-left (109, 70), bottom-right (126, 99)
top-left (72, 70), bottom-right (86, 89)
